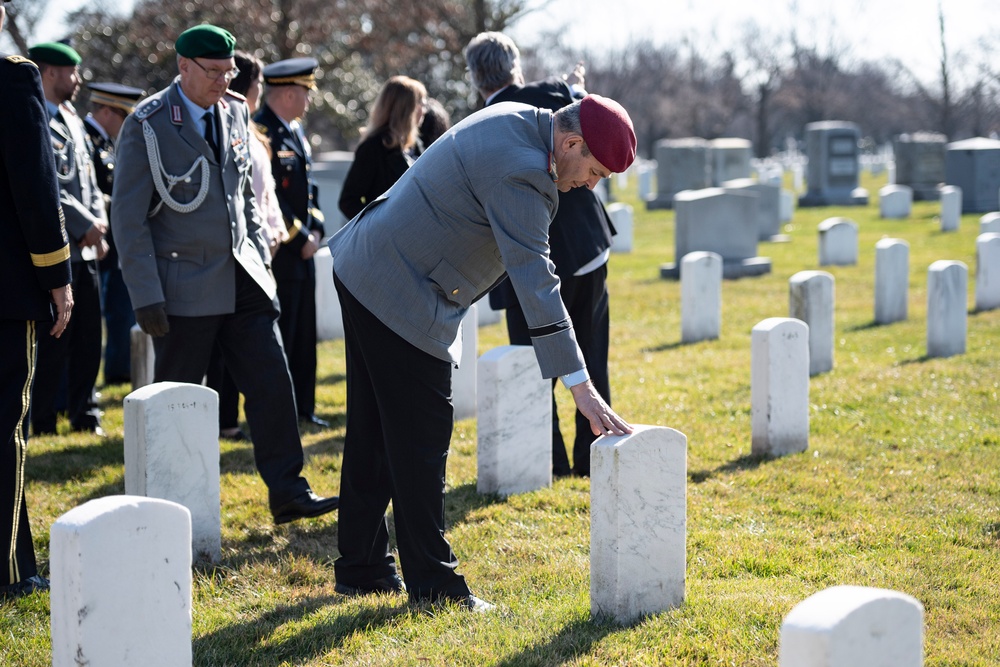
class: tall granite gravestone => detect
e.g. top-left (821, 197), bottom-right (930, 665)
top-left (780, 586), bottom-right (923, 667)
top-left (681, 251), bottom-right (722, 343)
top-left (452, 305), bottom-right (478, 421)
top-left (607, 202), bottom-right (634, 253)
top-left (723, 178), bottom-right (785, 241)
top-left (790, 271), bottom-right (835, 376)
top-left (51, 496), bottom-right (192, 667)
top-left (647, 137), bottom-right (711, 209)
top-left (660, 188), bottom-right (772, 279)
top-left (314, 245), bottom-right (344, 341)
top-left (710, 138), bottom-right (753, 186)
top-left (980, 212), bottom-right (1000, 234)
top-left (752, 318), bottom-right (809, 456)
top-left (879, 184), bottom-right (913, 219)
top-left (939, 185), bottom-right (962, 232)
top-left (124, 382), bottom-right (221, 563)
top-left (818, 218), bottom-right (859, 266)
top-left (926, 260), bottom-right (968, 358)
top-left (799, 121), bottom-right (868, 207)
top-left (476, 346), bottom-right (551, 495)
top-left (893, 132), bottom-right (946, 200)
top-left (874, 239), bottom-right (910, 324)
top-left (311, 150), bottom-right (355, 234)
top-left (944, 137), bottom-right (1000, 213)
top-left (976, 233), bottom-right (1000, 311)
top-left (591, 425), bottom-right (687, 624)
top-left (130, 324), bottom-right (155, 391)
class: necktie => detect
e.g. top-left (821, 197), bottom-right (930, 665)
top-left (203, 111), bottom-right (219, 159)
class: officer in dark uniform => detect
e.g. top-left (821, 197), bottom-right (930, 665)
top-left (28, 41), bottom-right (109, 436)
top-left (84, 82), bottom-right (144, 385)
top-left (0, 0), bottom-right (74, 598)
top-left (254, 58), bottom-right (328, 427)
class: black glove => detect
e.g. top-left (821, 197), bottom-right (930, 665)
top-left (134, 302), bottom-right (169, 337)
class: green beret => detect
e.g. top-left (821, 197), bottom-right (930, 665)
top-left (175, 25), bottom-right (236, 59)
top-left (27, 42), bottom-right (82, 67)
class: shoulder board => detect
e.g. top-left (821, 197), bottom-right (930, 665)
top-left (5, 55), bottom-right (37, 67)
top-left (255, 122), bottom-right (269, 135)
top-left (225, 89), bottom-right (247, 103)
top-left (134, 98), bottom-right (164, 122)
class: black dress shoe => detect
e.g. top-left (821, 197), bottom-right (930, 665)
top-left (335, 574), bottom-right (406, 596)
top-left (220, 428), bottom-right (249, 442)
top-left (299, 414), bottom-right (331, 428)
top-left (0, 575), bottom-right (50, 599)
top-left (272, 491), bottom-right (339, 525)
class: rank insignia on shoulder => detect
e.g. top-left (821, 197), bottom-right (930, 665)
top-left (134, 98), bottom-right (163, 122)
top-left (5, 55), bottom-right (35, 66)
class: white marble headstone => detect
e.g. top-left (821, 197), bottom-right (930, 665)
top-left (476, 346), bottom-right (551, 496)
top-left (124, 382), bottom-right (221, 563)
top-left (874, 238), bottom-right (910, 324)
top-left (314, 246), bottom-right (344, 341)
top-left (879, 184), bottom-right (913, 219)
top-left (51, 496), bottom-right (192, 667)
top-left (130, 324), bottom-right (155, 391)
top-left (452, 305), bottom-right (478, 421)
top-left (818, 218), bottom-right (859, 266)
top-left (939, 185), bottom-right (962, 232)
top-left (752, 318), bottom-right (809, 456)
top-left (477, 299), bottom-right (503, 327)
top-left (975, 233), bottom-right (1000, 311)
top-left (926, 260), bottom-right (968, 358)
top-left (980, 212), bottom-right (1000, 235)
top-left (780, 188), bottom-right (795, 223)
top-left (790, 271), bottom-right (835, 376)
top-left (681, 251), bottom-right (722, 343)
top-left (607, 202), bottom-right (634, 253)
top-left (591, 425), bottom-right (687, 624)
top-left (780, 585), bottom-right (923, 667)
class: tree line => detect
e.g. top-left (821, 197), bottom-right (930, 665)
top-left (6, 0), bottom-right (998, 158)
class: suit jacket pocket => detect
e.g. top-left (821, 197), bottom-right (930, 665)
top-left (156, 247), bottom-right (206, 303)
top-left (429, 259), bottom-right (477, 309)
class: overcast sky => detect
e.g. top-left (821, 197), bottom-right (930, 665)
top-left (28, 0), bottom-right (1000, 85)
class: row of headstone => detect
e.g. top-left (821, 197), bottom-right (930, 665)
top-left (879, 183), bottom-right (964, 231)
top-left (646, 137), bottom-right (753, 209)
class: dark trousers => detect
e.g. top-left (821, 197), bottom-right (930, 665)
top-left (151, 265), bottom-right (309, 509)
top-left (100, 265), bottom-right (136, 383)
top-left (1, 320), bottom-right (39, 585)
top-left (504, 263), bottom-right (610, 476)
top-left (275, 267), bottom-right (318, 418)
top-left (205, 344), bottom-right (240, 430)
top-left (32, 260), bottom-right (102, 432)
top-left (334, 271), bottom-right (471, 601)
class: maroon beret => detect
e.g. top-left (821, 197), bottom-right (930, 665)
top-left (579, 94), bottom-right (636, 173)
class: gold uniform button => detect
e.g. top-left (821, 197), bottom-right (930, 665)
top-left (451, 288), bottom-right (459, 295)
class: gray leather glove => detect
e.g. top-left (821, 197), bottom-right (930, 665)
top-left (134, 302), bottom-right (169, 337)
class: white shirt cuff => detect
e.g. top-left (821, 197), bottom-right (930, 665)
top-left (560, 369), bottom-right (590, 389)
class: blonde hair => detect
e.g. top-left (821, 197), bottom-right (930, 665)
top-left (362, 75), bottom-right (427, 151)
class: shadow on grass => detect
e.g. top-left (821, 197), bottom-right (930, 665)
top-left (490, 616), bottom-right (632, 667)
top-left (845, 320), bottom-right (888, 332)
top-left (27, 436), bottom-right (124, 483)
top-left (218, 426), bottom-right (345, 475)
top-left (689, 452), bottom-right (771, 484)
top-left (444, 481), bottom-right (508, 527)
top-left (193, 594), bottom-right (410, 665)
top-left (642, 340), bottom-right (689, 353)
top-left (317, 371), bottom-right (346, 386)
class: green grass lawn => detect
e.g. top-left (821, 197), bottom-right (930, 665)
top-left (2, 172), bottom-right (998, 666)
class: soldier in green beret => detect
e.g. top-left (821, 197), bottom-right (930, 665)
top-left (111, 24), bottom-right (339, 524)
top-left (29, 39), bottom-right (109, 438)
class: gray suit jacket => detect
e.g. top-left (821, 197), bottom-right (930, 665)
top-left (112, 79), bottom-right (273, 316)
top-left (49, 103), bottom-right (107, 263)
top-left (328, 102), bottom-right (585, 379)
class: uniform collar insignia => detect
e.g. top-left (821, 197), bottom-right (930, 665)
top-left (171, 105), bottom-right (183, 124)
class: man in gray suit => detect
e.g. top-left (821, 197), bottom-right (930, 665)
top-left (328, 94), bottom-right (636, 611)
top-left (112, 25), bottom-right (338, 525)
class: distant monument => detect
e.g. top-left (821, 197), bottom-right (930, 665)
top-left (647, 137), bottom-right (710, 209)
top-left (944, 137), bottom-right (1000, 213)
top-left (799, 121), bottom-right (868, 207)
top-left (893, 132), bottom-right (946, 200)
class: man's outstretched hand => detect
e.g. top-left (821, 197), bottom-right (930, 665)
top-left (570, 379), bottom-right (633, 437)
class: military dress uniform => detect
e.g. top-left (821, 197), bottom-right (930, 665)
top-left (0, 50), bottom-right (72, 595)
top-left (254, 58), bottom-right (326, 425)
top-left (111, 26), bottom-right (337, 523)
top-left (28, 42), bottom-right (107, 435)
top-left (85, 82), bottom-right (145, 384)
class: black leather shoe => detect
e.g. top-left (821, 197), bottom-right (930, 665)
top-left (272, 491), bottom-right (339, 525)
top-left (335, 574), bottom-right (406, 596)
top-left (72, 422), bottom-right (106, 438)
top-left (299, 414), bottom-right (331, 428)
top-left (448, 594), bottom-right (494, 613)
top-left (0, 575), bottom-right (50, 599)
top-left (220, 428), bottom-right (249, 442)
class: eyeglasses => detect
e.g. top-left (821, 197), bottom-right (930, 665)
top-left (190, 58), bottom-right (240, 82)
